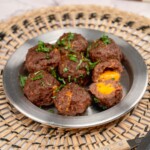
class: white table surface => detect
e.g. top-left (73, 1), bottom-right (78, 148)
top-left (0, 0), bottom-right (150, 21)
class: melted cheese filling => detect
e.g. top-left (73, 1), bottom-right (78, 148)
top-left (96, 82), bottom-right (115, 95)
top-left (98, 70), bottom-right (120, 81)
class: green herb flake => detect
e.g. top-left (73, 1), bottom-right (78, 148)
top-left (85, 65), bottom-right (90, 75)
top-left (49, 109), bottom-right (54, 113)
top-left (56, 84), bottom-right (66, 92)
top-left (50, 68), bottom-right (57, 78)
top-left (32, 71), bottom-right (43, 81)
top-left (93, 97), bottom-right (99, 103)
top-left (36, 41), bottom-right (50, 53)
top-left (111, 78), bottom-right (115, 80)
top-left (58, 77), bottom-right (66, 84)
top-left (68, 75), bottom-right (71, 82)
top-left (67, 32), bottom-right (74, 41)
top-left (45, 53), bottom-right (50, 59)
top-left (79, 74), bottom-right (84, 78)
top-left (51, 96), bottom-right (56, 99)
top-left (41, 81), bottom-right (45, 86)
top-left (76, 59), bottom-right (83, 70)
top-left (20, 75), bottom-right (27, 87)
top-left (68, 54), bottom-right (78, 62)
top-left (99, 105), bottom-right (107, 110)
top-left (74, 78), bottom-right (77, 82)
top-left (100, 34), bottom-right (111, 45)
top-left (89, 61), bottom-right (99, 70)
top-left (63, 67), bottom-right (68, 73)
top-left (86, 43), bottom-right (92, 58)
top-left (57, 39), bottom-right (66, 46)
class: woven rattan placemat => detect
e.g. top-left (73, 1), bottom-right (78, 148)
top-left (0, 5), bottom-right (150, 150)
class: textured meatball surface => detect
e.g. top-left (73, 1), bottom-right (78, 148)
top-left (24, 70), bottom-right (60, 106)
top-left (89, 39), bottom-right (122, 62)
top-left (25, 43), bottom-right (60, 73)
top-left (57, 33), bottom-right (88, 55)
top-left (54, 83), bottom-right (91, 116)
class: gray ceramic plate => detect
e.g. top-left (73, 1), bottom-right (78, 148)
top-left (3, 28), bottom-right (148, 128)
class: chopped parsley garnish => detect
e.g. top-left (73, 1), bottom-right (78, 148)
top-left (57, 39), bottom-right (66, 46)
top-left (51, 96), bottom-right (56, 99)
top-left (45, 53), bottom-right (50, 59)
top-left (93, 97), bottom-right (99, 103)
top-left (58, 77), bottom-right (66, 84)
top-left (68, 75), bottom-right (71, 82)
top-left (85, 65), bottom-right (90, 75)
top-left (79, 74), bottom-right (84, 78)
top-left (32, 71), bottom-right (43, 81)
top-left (56, 84), bottom-right (66, 92)
top-left (57, 32), bottom-right (75, 52)
top-left (49, 109), bottom-right (54, 113)
top-left (50, 68), bottom-right (57, 78)
top-left (100, 34), bottom-right (111, 45)
top-left (36, 41), bottom-right (50, 53)
top-left (76, 59), bottom-right (83, 70)
top-left (86, 43), bottom-right (92, 58)
top-left (111, 78), bottom-right (115, 80)
top-left (20, 75), bottom-right (27, 87)
top-left (63, 67), bottom-right (68, 73)
top-left (68, 54), bottom-right (78, 62)
top-left (89, 61), bottom-right (99, 70)
top-left (99, 105), bottom-right (107, 110)
top-left (74, 78), bottom-right (77, 82)
top-left (67, 32), bottom-right (74, 41)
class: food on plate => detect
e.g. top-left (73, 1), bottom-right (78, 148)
top-left (56, 32), bottom-right (88, 55)
top-left (54, 83), bottom-right (91, 116)
top-left (20, 32), bottom-right (124, 116)
top-left (25, 41), bottom-right (61, 73)
top-left (23, 70), bottom-right (60, 106)
top-left (58, 53), bottom-right (90, 85)
top-left (89, 80), bottom-right (122, 108)
top-left (92, 59), bottom-right (123, 82)
top-left (89, 35), bottom-right (122, 62)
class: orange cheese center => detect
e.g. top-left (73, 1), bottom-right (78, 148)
top-left (96, 82), bottom-right (115, 95)
top-left (98, 70), bottom-right (120, 81)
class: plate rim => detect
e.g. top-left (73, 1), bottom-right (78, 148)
top-left (2, 27), bottom-right (148, 128)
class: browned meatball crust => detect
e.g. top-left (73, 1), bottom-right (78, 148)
top-left (24, 70), bottom-right (60, 106)
top-left (25, 43), bottom-right (61, 73)
top-left (57, 33), bottom-right (88, 55)
top-left (58, 53), bottom-right (89, 84)
top-left (89, 80), bottom-right (122, 108)
top-left (54, 83), bottom-right (91, 116)
top-left (92, 59), bottom-right (123, 82)
top-left (89, 39), bottom-right (122, 62)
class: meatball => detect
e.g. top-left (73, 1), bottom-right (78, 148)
top-left (25, 42), bottom-right (61, 73)
top-left (54, 83), bottom-right (91, 116)
top-left (89, 37), bottom-right (122, 62)
top-left (92, 59), bottom-right (123, 82)
top-left (58, 53), bottom-right (89, 85)
top-left (89, 80), bottom-right (122, 108)
top-left (57, 32), bottom-right (88, 55)
top-left (24, 70), bottom-right (60, 106)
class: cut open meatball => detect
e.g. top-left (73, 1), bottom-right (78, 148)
top-left (25, 42), bottom-right (60, 73)
top-left (89, 80), bottom-right (122, 108)
top-left (57, 32), bottom-right (88, 55)
top-left (24, 70), bottom-right (60, 106)
top-left (54, 83), bottom-right (91, 116)
top-left (92, 59), bottom-right (123, 82)
top-left (89, 37), bottom-right (122, 62)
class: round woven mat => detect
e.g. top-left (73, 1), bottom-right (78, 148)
top-left (0, 5), bottom-right (150, 150)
